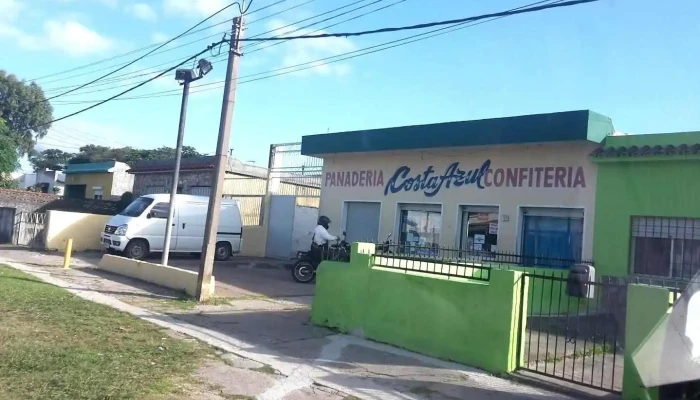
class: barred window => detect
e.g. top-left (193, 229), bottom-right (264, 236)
top-left (631, 217), bottom-right (700, 279)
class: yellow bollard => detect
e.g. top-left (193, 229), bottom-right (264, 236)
top-left (63, 238), bottom-right (73, 269)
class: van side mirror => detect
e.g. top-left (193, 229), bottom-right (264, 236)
top-left (146, 212), bottom-right (152, 219)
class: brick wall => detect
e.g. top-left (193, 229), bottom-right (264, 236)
top-left (0, 189), bottom-right (121, 215)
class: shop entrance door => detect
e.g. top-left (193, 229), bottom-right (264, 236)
top-left (344, 202), bottom-right (380, 243)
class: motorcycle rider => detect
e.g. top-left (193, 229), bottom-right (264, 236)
top-left (311, 216), bottom-right (337, 263)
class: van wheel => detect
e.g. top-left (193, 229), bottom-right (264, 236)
top-left (215, 242), bottom-right (232, 261)
top-left (125, 239), bottom-right (149, 260)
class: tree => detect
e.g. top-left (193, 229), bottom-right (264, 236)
top-left (0, 70), bottom-right (54, 156)
top-left (67, 145), bottom-right (204, 165)
top-left (29, 148), bottom-right (74, 171)
top-left (0, 118), bottom-right (19, 188)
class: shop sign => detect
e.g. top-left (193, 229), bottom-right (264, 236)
top-left (325, 161), bottom-right (587, 196)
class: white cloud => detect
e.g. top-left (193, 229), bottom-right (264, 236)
top-left (263, 19), bottom-right (355, 77)
top-left (151, 31), bottom-right (169, 43)
top-left (45, 20), bottom-right (114, 56)
top-left (163, 0), bottom-right (227, 17)
top-left (0, 0), bottom-right (23, 21)
top-left (0, 18), bottom-right (114, 57)
top-left (126, 2), bottom-right (157, 22)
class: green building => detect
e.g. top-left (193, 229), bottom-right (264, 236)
top-left (592, 131), bottom-right (700, 279)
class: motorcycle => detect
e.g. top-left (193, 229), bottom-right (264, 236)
top-left (292, 231), bottom-right (350, 284)
top-left (291, 232), bottom-right (393, 284)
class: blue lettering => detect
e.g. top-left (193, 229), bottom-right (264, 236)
top-left (384, 160), bottom-right (492, 196)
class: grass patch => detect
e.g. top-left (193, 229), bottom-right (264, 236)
top-left (542, 343), bottom-right (614, 363)
top-left (0, 266), bottom-right (209, 400)
top-left (158, 293), bottom-right (234, 309)
top-left (251, 364), bottom-right (277, 375)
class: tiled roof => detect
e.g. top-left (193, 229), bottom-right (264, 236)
top-left (590, 144), bottom-right (700, 158)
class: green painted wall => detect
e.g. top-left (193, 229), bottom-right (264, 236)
top-left (311, 243), bottom-right (526, 374)
top-left (593, 160), bottom-right (700, 276)
top-left (623, 285), bottom-right (670, 400)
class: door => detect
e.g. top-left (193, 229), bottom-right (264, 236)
top-left (344, 202), bottom-right (380, 243)
top-left (265, 195), bottom-right (295, 259)
top-left (0, 208), bottom-right (16, 243)
top-left (175, 201), bottom-right (208, 252)
top-left (64, 184), bottom-right (86, 199)
top-left (521, 208), bottom-right (583, 267)
top-left (138, 202), bottom-right (177, 252)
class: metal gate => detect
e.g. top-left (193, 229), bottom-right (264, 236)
top-left (0, 207), bottom-right (15, 243)
top-left (517, 272), bottom-right (627, 393)
top-left (13, 212), bottom-right (47, 247)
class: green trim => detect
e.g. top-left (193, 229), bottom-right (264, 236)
top-left (591, 154), bottom-right (700, 163)
top-left (301, 110), bottom-right (614, 156)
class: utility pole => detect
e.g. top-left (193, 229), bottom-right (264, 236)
top-left (196, 16), bottom-right (244, 301)
top-left (162, 80), bottom-right (190, 266)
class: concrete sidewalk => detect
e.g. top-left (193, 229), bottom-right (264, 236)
top-left (0, 251), bottom-right (576, 400)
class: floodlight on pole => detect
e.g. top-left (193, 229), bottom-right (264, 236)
top-left (161, 58), bottom-right (213, 266)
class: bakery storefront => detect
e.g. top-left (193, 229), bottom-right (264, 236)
top-left (301, 110), bottom-right (614, 264)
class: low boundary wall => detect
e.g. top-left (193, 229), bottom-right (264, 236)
top-left (311, 243), bottom-right (526, 374)
top-left (98, 255), bottom-right (215, 297)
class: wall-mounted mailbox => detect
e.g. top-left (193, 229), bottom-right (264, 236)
top-left (567, 264), bottom-right (595, 299)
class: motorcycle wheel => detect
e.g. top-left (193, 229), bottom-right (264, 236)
top-left (292, 260), bottom-right (315, 283)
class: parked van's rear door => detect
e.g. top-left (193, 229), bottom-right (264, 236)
top-left (218, 202), bottom-right (243, 253)
top-left (175, 201), bottom-right (208, 252)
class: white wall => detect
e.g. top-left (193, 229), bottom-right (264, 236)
top-left (291, 205), bottom-right (318, 254)
top-left (317, 142), bottom-right (599, 259)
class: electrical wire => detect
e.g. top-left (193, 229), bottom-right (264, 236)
top-left (11, 39), bottom-right (230, 135)
top-left (42, 0), bottom-right (396, 98)
top-left (30, 0), bottom-right (280, 83)
top-left (235, 0), bottom-right (599, 41)
top-left (38, 2), bottom-right (243, 104)
top-left (51, 0), bottom-right (566, 104)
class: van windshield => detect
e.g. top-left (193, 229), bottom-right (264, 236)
top-left (119, 197), bottom-right (154, 217)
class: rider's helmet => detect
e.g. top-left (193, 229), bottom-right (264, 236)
top-left (317, 215), bottom-right (331, 229)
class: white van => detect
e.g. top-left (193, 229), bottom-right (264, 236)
top-left (101, 194), bottom-right (243, 261)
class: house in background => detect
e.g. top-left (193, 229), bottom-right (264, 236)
top-left (128, 156), bottom-right (271, 226)
top-left (17, 169), bottom-right (65, 194)
top-left (64, 161), bottom-right (133, 200)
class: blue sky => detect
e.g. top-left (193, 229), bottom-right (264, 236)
top-left (1, 0), bottom-right (699, 171)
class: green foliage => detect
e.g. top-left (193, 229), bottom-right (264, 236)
top-left (29, 148), bottom-right (73, 171)
top-left (0, 118), bottom-right (19, 188)
top-left (68, 145), bottom-right (204, 165)
top-left (0, 70), bottom-right (54, 156)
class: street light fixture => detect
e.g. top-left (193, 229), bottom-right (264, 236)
top-left (162, 59), bottom-right (213, 266)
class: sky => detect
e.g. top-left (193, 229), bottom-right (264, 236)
top-left (1, 0), bottom-right (699, 172)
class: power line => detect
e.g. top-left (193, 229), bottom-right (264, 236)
top-left (40, 0), bottom-right (316, 92)
top-left (236, 0), bottom-right (598, 41)
top-left (30, 0), bottom-right (282, 83)
top-left (39, 2), bottom-right (244, 104)
top-left (52, 0), bottom-right (566, 104)
top-left (10, 39), bottom-right (230, 136)
top-left (244, 0), bottom-right (409, 56)
top-left (42, 0), bottom-right (396, 99)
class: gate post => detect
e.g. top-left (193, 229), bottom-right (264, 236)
top-left (622, 284), bottom-right (670, 400)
